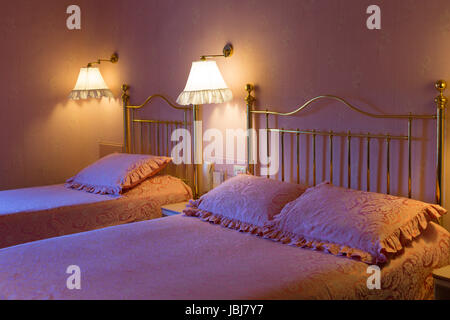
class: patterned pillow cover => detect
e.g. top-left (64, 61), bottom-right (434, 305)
top-left (183, 174), bottom-right (306, 234)
top-left (263, 182), bottom-right (447, 264)
top-left (66, 153), bottom-right (172, 195)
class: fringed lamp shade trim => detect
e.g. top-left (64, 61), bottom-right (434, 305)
top-left (176, 88), bottom-right (232, 105)
top-left (69, 89), bottom-right (114, 100)
top-left (69, 67), bottom-right (114, 100)
top-left (177, 60), bottom-right (233, 105)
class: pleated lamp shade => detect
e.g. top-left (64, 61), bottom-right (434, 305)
top-left (177, 60), bottom-right (232, 105)
top-left (69, 67), bottom-right (114, 100)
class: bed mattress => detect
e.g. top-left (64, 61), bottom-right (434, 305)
top-left (0, 175), bottom-right (192, 249)
top-left (0, 214), bottom-right (448, 300)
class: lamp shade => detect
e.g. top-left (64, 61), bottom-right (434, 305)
top-left (69, 67), bottom-right (114, 100)
top-left (177, 60), bottom-right (232, 105)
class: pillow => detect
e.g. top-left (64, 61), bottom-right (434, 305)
top-left (183, 174), bottom-right (306, 233)
top-left (66, 153), bottom-right (172, 195)
top-left (263, 182), bottom-right (447, 264)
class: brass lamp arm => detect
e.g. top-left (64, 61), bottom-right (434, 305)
top-left (87, 53), bottom-right (119, 68)
top-left (200, 44), bottom-right (233, 61)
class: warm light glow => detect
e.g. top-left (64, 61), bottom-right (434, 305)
top-left (69, 67), bottom-right (114, 100)
top-left (177, 60), bottom-right (232, 105)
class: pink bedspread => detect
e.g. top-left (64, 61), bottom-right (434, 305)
top-left (0, 215), bottom-right (448, 300)
top-left (0, 175), bottom-right (192, 249)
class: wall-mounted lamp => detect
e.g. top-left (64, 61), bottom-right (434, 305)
top-left (69, 53), bottom-right (119, 100)
top-left (176, 44), bottom-right (233, 105)
top-left (177, 44), bottom-right (234, 198)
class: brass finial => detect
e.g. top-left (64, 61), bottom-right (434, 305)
top-left (435, 80), bottom-right (448, 109)
top-left (245, 83), bottom-right (255, 105)
top-left (436, 80), bottom-right (447, 92)
top-left (121, 84), bottom-right (130, 103)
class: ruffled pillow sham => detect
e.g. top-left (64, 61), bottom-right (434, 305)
top-left (66, 153), bottom-right (172, 195)
top-left (183, 174), bottom-right (306, 233)
top-left (263, 182), bottom-right (447, 265)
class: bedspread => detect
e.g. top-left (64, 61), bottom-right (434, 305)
top-left (0, 175), bottom-right (192, 249)
top-left (0, 214), bottom-right (448, 300)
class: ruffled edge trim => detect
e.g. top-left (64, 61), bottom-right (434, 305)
top-left (264, 204), bottom-right (446, 265)
top-left (120, 156), bottom-right (172, 189)
top-left (183, 199), bottom-right (446, 266)
top-left (183, 199), bottom-right (265, 235)
top-left (66, 156), bottom-right (172, 195)
top-left (64, 181), bottom-right (122, 195)
top-left (69, 89), bottom-right (114, 100)
top-left (379, 204), bottom-right (446, 254)
top-left (176, 88), bottom-right (233, 105)
top-left (261, 225), bottom-right (380, 265)
top-left (183, 201), bottom-right (379, 264)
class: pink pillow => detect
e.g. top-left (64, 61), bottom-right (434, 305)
top-left (264, 182), bottom-right (447, 264)
top-left (184, 174), bottom-right (306, 233)
top-left (66, 153), bottom-right (171, 195)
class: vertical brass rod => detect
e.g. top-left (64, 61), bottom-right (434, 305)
top-left (281, 129), bottom-right (285, 182)
top-left (313, 130), bottom-right (316, 186)
top-left (329, 131), bottom-right (333, 184)
top-left (131, 109), bottom-right (135, 154)
top-left (367, 134), bottom-right (370, 192)
top-left (387, 136), bottom-right (391, 195)
top-left (166, 124), bottom-right (169, 157)
top-left (122, 85), bottom-right (131, 153)
top-left (245, 84), bottom-right (256, 175)
top-left (140, 122), bottom-right (144, 154)
top-left (266, 111), bottom-right (270, 179)
top-left (435, 80), bottom-right (447, 207)
top-left (183, 110), bottom-right (188, 184)
top-left (150, 124), bottom-right (153, 155)
top-left (157, 122), bottom-right (161, 156)
top-left (347, 131), bottom-right (351, 188)
top-left (193, 105), bottom-right (200, 199)
top-left (408, 118), bottom-right (412, 198)
top-left (297, 130), bottom-right (300, 184)
top-left (437, 107), bottom-right (444, 205)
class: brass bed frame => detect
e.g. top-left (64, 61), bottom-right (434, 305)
top-left (245, 80), bottom-right (447, 206)
top-left (121, 84), bottom-right (199, 198)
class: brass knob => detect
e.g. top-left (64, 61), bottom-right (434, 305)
top-left (435, 80), bottom-right (447, 92)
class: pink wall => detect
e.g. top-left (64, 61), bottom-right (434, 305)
top-left (1, 0), bottom-right (450, 227)
top-left (0, 0), bottom-right (127, 189)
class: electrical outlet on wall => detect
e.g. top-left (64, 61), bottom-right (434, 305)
top-left (233, 165), bottom-right (247, 176)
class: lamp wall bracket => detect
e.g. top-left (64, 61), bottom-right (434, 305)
top-left (87, 53), bottom-right (119, 68)
top-left (200, 44), bottom-right (233, 61)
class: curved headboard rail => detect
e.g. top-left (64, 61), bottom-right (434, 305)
top-left (127, 94), bottom-right (191, 111)
top-left (121, 84), bottom-right (200, 198)
top-left (251, 95), bottom-right (436, 120)
top-left (245, 81), bottom-right (447, 207)
top-left (121, 84), bottom-right (192, 152)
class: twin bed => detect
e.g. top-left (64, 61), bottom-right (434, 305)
top-left (0, 91), bottom-right (195, 249)
top-left (0, 174), bottom-right (191, 249)
top-left (0, 82), bottom-right (449, 300)
top-left (1, 214), bottom-right (448, 300)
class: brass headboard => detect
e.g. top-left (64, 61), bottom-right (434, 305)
top-left (121, 84), bottom-right (199, 198)
top-left (245, 80), bottom-right (447, 206)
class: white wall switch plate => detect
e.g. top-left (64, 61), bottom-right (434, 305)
top-left (233, 165), bottom-right (247, 176)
